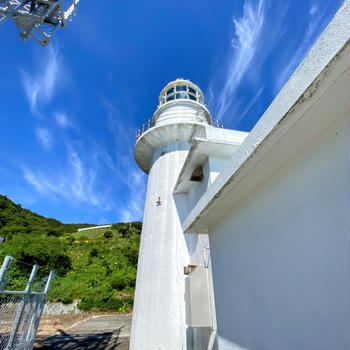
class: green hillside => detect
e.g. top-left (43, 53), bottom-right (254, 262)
top-left (0, 194), bottom-right (93, 237)
top-left (0, 195), bottom-right (141, 313)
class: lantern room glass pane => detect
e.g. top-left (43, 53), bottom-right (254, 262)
top-left (176, 92), bottom-right (188, 99)
top-left (176, 85), bottom-right (187, 92)
top-left (167, 88), bottom-right (174, 95)
top-left (166, 94), bottom-right (175, 102)
top-left (189, 94), bottom-right (196, 101)
top-left (188, 87), bottom-right (196, 94)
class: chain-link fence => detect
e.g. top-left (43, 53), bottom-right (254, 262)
top-left (0, 256), bottom-right (55, 350)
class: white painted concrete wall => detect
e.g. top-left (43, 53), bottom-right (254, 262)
top-left (186, 158), bottom-right (211, 213)
top-left (132, 138), bottom-right (219, 350)
top-left (183, 165), bottom-right (219, 350)
top-left (204, 126), bottom-right (248, 144)
top-left (208, 114), bottom-right (349, 350)
top-left (185, 156), bottom-right (231, 221)
top-left (130, 141), bottom-right (191, 350)
top-left (184, 232), bottom-right (218, 350)
top-left (208, 157), bottom-right (229, 184)
top-left (156, 102), bottom-right (209, 126)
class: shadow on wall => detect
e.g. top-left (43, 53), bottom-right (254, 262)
top-left (34, 327), bottom-right (128, 350)
top-left (186, 327), bottom-right (218, 350)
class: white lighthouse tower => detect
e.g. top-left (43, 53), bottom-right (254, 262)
top-left (130, 79), bottom-right (248, 350)
top-left (131, 79), bottom-right (214, 349)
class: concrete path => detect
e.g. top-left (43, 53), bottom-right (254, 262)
top-left (35, 314), bottom-right (131, 350)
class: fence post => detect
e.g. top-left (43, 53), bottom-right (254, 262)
top-left (0, 255), bottom-right (13, 291)
top-left (5, 264), bottom-right (39, 350)
top-left (27, 270), bottom-right (55, 348)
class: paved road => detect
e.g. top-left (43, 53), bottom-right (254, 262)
top-left (35, 314), bottom-right (131, 350)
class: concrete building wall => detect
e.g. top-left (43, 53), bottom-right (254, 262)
top-left (208, 157), bottom-right (229, 183)
top-left (208, 113), bottom-right (349, 350)
top-left (130, 141), bottom-right (191, 350)
top-left (186, 158), bottom-right (211, 214)
top-left (204, 125), bottom-right (247, 144)
top-left (185, 156), bottom-right (231, 220)
top-left (184, 232), bottom-right (218, 350)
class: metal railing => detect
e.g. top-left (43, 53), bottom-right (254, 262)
top-left (0, 256), bottom-right (55, 350)
top-left (135, 116), bottom-right (224, 141)
top-left (212, 117), bottom-right (224, 128)
top-left (136, 118), bottom-right (152, 141)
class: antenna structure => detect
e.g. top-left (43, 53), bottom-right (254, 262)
top-left (0, 0), bottom-right (80, 46)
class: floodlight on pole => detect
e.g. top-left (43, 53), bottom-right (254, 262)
top-left (0, 0), bottom-right (81, 46)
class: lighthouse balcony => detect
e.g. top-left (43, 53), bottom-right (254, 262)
top-left (136, 115), bottom-right (224, 141)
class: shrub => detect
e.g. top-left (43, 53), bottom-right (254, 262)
top-left (47, 229), bottom-right (62, 237)
top-left (103, 230), bottom-right (113, 238)
top-left (89, 247), bottom-right (99, 258)
top-left (0, 234), bottom-right (72, 277)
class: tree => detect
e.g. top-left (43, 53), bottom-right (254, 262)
top-left (47, 229), bottom-right (62, 237)
top-left (103, 230), bottom-right (113, 239)
top-left (119, 225), bottom-right (129, 238)
top-left (0, 234), bottom-right (72, 277)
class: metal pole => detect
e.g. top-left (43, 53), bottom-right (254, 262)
top-left (41, 1), bottom-right (59, 21)
top-left (27, 270), bottom-right (55, 347)
top-left (0, 255), bottom-right (13, 291)
top-left (64, 0), bottom-right (80, 20)
top-left (5, 264), bottom-right (39, 350)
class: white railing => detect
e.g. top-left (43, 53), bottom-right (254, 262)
top-left (135, 117), bottom-right (224, 141)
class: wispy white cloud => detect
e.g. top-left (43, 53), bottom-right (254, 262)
top-left (20, 46), bottom-right (61, 117)
top-left (101, 98), bottom-right (147, 222)
top-left (22, 141), bottom-right (107, 208)
top-left (118, 168), bottom-right (146, 222)
top-left (310, 4), bottom-right (318, 16)
top-left (23, 94), bottom-right (147, 222)
top-left (35, 127), bottom-right (53, 151)
top-left (216, 0), bottom-right (265, 119)
top-left (236, 86), bottom-right (264, 123)
top-left (275, 2), bottom-right (329, 93)
top-left (54, 111), bottom-right (70, 128)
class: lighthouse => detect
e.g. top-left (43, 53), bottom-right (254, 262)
top-left (130, 79), bottom-right (247, 349)
top-left (131, 79), bottom-right (211, 349)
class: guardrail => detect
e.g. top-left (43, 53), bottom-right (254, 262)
top-left (135, 117), bottom-right (224, 141)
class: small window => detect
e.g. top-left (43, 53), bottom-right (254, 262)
top-left (190, 167), bottom-right (203, 182)
top-left (167, 88), bottom-right (174, 95)
top-left (176, 85), bottom-right (187, 92)
top-left (176, 92), bottom-right (188, 99)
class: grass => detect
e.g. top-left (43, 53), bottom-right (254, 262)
top-left (72, 227), bottom-right (112, 240)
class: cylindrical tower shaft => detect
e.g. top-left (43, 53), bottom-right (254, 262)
top-left (131, 141), bottom-right (191, 349)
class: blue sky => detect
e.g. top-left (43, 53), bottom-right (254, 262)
top-left (0, 0), bottom-right (343, 224)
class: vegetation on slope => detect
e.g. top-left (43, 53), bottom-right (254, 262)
top-left (0, 194), bottom-right (93, 237)
top-left (0, 195), bottom-right (141, 313)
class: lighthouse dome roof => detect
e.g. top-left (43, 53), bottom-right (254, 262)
top-left (158, 79), bottom-right (205, 106)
